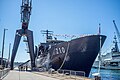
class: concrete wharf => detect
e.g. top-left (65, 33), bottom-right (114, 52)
top-left (2, 69), bottom-right (94, 80)
top-left (3, 70), bottom-right (58, 80)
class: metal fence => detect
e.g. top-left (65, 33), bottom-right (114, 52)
top-left (56, 69), bottom-right (86, 79)
top-left (0, 68), bottom-right (10, 79)
top-left (34, 68), bottom-right (91, 80)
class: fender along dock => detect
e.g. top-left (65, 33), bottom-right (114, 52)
top-left (1, 69), bottom-right (94, 80)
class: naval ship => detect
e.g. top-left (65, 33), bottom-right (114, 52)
top-left (93, 34), bottom-right (120, 70)
top-left (93, 20), bottom-right (120, 70)
top-left (35, 30), bottom-right (106, 77)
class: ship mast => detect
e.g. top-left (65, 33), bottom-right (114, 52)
top-left (41, 30), bottom-right (53, 43)
top-left (98, 23), bottom-right (102, 74)
top-left (91, 24), bottom-right (102, 78)
top-left (113, 20), bottom-right (120, 47)
top-left (98, 35), bottom-right (102, 73)
top-left (112, 34), bottom-right (119, 53)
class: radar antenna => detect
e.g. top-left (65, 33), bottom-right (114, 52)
top-left (41, 30), bottom-right (53, 42)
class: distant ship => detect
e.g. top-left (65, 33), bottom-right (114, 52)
top-left (35, 30), bottom-right (106, 77)
top-left (93, 34), bottom-right (120, 70)
top-left (93, 20), bottom-right (120, 70)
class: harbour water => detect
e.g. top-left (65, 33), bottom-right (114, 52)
top-left (89, 68), bottom-right (120, 80)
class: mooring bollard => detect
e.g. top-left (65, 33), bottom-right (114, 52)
top-left (92, 73), bottom-right (101, 80)
top-left (95, 76), bottom-right (101, 80)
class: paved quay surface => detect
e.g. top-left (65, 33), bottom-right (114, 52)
top-left (3, 70), bottom-right (59, 80)
top-left (3, 70), bottom-right (93, 80)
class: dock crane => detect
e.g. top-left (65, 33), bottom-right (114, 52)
top-left (10, 0), bottom-right (35, 70)
top-left (113, 20), bottom-right (120, 43)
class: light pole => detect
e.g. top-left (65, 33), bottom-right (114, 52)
top-left (7, 43), bottom-right (11, 68)
top-left (0, 51), bottom-right (1, 56)
top-left (1, 28), bottom-right (8, 68)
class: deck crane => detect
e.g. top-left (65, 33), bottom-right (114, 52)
top-left (113, 20), bottom-right (120, 44)
top-left (10, 0), bottom-right (35, 70)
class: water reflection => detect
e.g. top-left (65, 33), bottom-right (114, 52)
top-left (90, 68), bottom-right (120, 80)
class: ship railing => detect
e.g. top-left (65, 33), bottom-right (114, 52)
top-left (0, 68), bottom-right (10, 79)
top-left (56, 69), bottom-right (85, 79)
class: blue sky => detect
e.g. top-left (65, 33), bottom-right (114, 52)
top-left (0, 0), bottom-right (120, 62)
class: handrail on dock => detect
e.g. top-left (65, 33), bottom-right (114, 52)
top-left (0, 68), bottom-right (10, 79)
top-left (57, 69), bottom-right (86, 77)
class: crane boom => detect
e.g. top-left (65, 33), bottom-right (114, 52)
top-left (113, 20), bottom-right (120, 43)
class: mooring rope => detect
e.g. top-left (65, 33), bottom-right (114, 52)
top-left (58, 42), bottom-right (70, 70)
